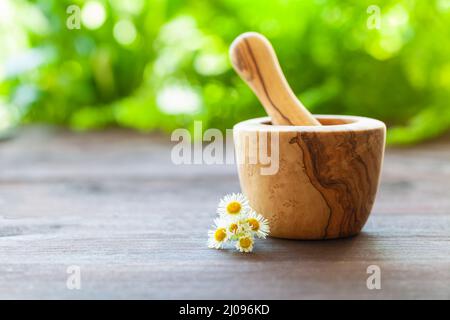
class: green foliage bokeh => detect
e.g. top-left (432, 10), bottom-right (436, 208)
top-left (1, 0), bottom-right (449, 144)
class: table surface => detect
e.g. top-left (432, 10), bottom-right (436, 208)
top-left (0, 127), bottom-right (449, 299)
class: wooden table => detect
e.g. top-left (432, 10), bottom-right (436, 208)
top-left (0, 127), bottom-right (449, 299)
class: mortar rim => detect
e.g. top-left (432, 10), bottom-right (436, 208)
top-left (233, 115), bottom-right (386, 133)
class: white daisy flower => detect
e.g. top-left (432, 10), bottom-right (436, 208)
top-left (235, 234), bottom-right (254, 253)
top-left (246, 211), bottom-right (270, 239)
top-left (227, 220), bottom-right (240, 238)
top-left (226, 218), bottom-right (252, 239)
top-left (207, 218), bottom-right (228, 249)
top-left (217, 193), bottom-right (250, 217)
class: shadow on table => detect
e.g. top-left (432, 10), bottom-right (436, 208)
top-left (221, 232), bottom-right (384, 262)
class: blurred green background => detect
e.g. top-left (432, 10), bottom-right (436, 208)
top-left (0, 0), bottom-right (449, 144)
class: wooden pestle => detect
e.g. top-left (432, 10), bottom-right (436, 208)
top-left (230, 32), bottom-right (321, 126)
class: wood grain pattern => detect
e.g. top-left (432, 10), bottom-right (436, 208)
top-left (0, 127), bottom-right (449, 299)
top-left (234, 115), bottom-right (386, 239)
top-left (230, 32), bottom-right (321, 126)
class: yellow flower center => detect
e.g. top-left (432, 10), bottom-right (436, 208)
top-left (239, 237), bottom-right (252, 249)
top-left (214, 228), bottom-right (227, 242)
top-left (248, 218), bottom-right (260, 231)
top-left (226, 201), bottom-right (241, 214)
top-left (229, 223), bottom-right (238, 233)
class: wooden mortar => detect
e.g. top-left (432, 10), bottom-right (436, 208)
top-left (234, 115), bottom-right (386, 240)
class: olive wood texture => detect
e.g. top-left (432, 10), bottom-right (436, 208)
top-left (230, 32), bottom-right (321, 126)
top-left (234, 115), bottom-right (386, 239)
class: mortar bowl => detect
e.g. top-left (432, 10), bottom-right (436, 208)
top-left (233, 115), bottom-right (386, 240)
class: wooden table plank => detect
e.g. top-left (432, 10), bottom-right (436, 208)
top-left (0, 127), bottom-right (449, 299)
